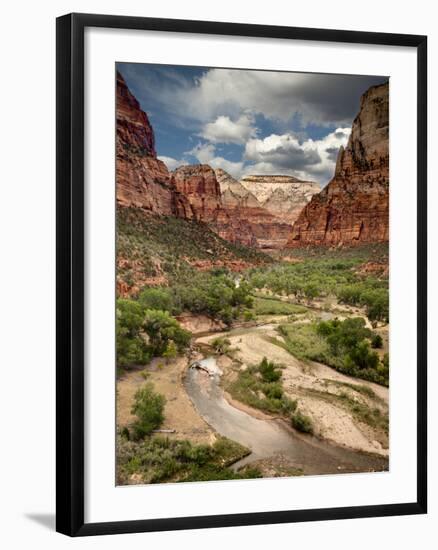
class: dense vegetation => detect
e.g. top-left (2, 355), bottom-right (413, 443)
top-left (247, 246), bottom-right (389, 322)
top-left (139, 270), bottom-right (254, 325)
top-left (116, 299), bottom-right (191, 367)
top-left (117, 207), bottom-right (270, 289)
top-left (117, 433), bottom-right (261, 484)
top-left (274, 317), bottom-right (389, 386)
top-left (226, 357), bottom-right (313, 433)
top-left (117, 263), bottom-right (256, 367)
top-left (119, 381), bottom-right (262, 483)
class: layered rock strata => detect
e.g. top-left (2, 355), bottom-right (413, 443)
top-left (117, 71), bottom-right (293, 249)
top-left (240, 175), bottom-right (320, 225)
top-left (116, 72), bottom-right (175, 214)
top-left (287, 82), bottom-right (389, 247)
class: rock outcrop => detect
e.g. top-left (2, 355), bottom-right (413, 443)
top-left (116, 71), bottom-right (312, 251)
top-left (171, 165), bottom-right (223, 222)
top-left (116, 72), bottom-right (174, 214)
top-left (171, 165), bottom-right (293, 249)
top-left (215, 168), bottom-right (261, 209)
top-left (240, 175), bottom-right (320, 225)
top-left (214, 169), bottom-right (292, 249)
top-left (287, 82), bottom-right (389, 247)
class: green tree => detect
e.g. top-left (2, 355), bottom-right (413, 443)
top-left (371, 334), bottom-right (383, 349)
top-left (143, 309), bottom-right (191, 356)
top-left (131, 383), bottom-right (166, 439)
top-left (139, 287), bottom-right (175, 313)
top-left (116, 299), bottom-right (150, 367)
top-left (346, 340), bottom-right (379, 370)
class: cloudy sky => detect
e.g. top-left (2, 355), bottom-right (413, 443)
top-left (117, 63), bottom-right (387, 186)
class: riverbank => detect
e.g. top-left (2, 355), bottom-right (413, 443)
top-left (184, 364), bottom-right (387, 476)
top-left (195, 318), bottom-right (389, 457)
top-left (117, 356), bottom-right (215, 445)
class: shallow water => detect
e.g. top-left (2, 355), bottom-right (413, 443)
top-left (185, 359), bottom-right (388, 476)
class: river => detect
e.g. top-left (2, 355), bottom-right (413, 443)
top-left (185, 358), bottom-right (388, 476)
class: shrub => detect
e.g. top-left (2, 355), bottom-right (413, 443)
top-left (345, 340), bottom-right (379, 371)
top-left (211, 337), bottom-right (232, 355)
top-left (116, 435), bottom-right (259, 484)
top-left (371, 334), bottom-right (383, 348)
top-left (280, 396), bottom-right (298, 415)
top-left (263, 382), bottom-right (283, 399)
top-left (131, 383), bottom-right (166, 439)
top-left (259, 357), bottom-right (282, 383)
top-left (291, 411), bottom-right (313, 434)
top-left (226, 360), bottom-right (296, 417)
top-left (162, 340), bottom-right (178, 363)
top-left (243, 309), bottom-right (256, 321)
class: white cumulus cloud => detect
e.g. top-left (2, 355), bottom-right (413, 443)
top-left (242, 127), bottom-right (351, 184)
top-left (157, 155), bottom-right (187, 171)
top-left (185, 127), bottom-right (350, 184)
top-left (200, 113), bottom-right (257, 144)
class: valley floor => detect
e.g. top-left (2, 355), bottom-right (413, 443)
top-left (197, 314), bottom-right (388, 457)
top-left (116, 242), bottom-right (390, 483)
top-left (117, 298), bottom-right (389, 483)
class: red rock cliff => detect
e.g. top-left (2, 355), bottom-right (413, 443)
top-left (215, 168), bottom-right (292, 249)
top-left (171, 165), bottom-right (222, 222)
top-left (171, 165), bottom-right (260, 247)
top-left (116, 72), bottom-right (175, 214)
top-left (117, 71), bottom-right (292, 249)
top-left (287, 82), bottom-right (389, 247)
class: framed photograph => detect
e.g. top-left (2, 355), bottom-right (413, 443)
top-left (56, 13), bottom-right (427, 536)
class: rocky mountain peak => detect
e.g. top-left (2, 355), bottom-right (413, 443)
top-left (287, 81), bottom-right (389, 247)
top-left (240, 174), bottom-right (320, 224)
top-left (116, 71), bottom-right (156, 158)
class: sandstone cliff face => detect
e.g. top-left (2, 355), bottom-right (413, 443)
top-left (117, 71), bottom-right (294, 250)
top-left (215, 168), bottom-right (260, 209)
top-left (240, 175), bottom-right (320, 224)
top-left (214, 169), bottom-right (292, 249)
top-left (171, 165), bottom-right (223, 222)
top-left (171, 165), bottom-right (258, 247)
top-left (116, 72), bottom-right (174, 214)
top-left (287, 82), bottom-right (389, 247)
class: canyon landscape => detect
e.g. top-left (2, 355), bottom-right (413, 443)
top-left (116, 65), bottom-right (390, 485)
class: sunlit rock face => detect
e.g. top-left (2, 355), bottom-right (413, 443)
top-left (287, 82), bottom-right (389, 247)
top-left (116, 72), bottom-right (300, 250)
top-left (214, 169), bottom-right (293, 249)
top-left (240, 175), bottom-right (320, 225)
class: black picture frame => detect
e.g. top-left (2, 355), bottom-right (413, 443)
top-left (56, 12), bottom-right (428, 537)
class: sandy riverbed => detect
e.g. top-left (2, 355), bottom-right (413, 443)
top-left (196, 322), bottom-right (389, 457)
